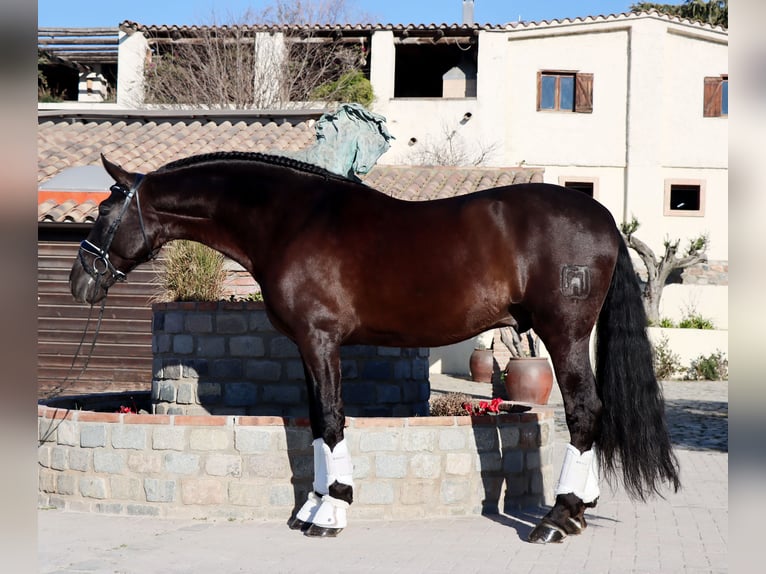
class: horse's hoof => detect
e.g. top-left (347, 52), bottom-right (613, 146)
top-left (528, 522), bottom-right (566, 544)
top-left (287, 517), bottom-right (310, 531)
top-left (304, 524), bottom-right (343, 538)
top-left (567, 517), bottom-right (585, 534)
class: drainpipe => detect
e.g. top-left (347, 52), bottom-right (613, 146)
top-left (622, 26), bottom-right (633, 225)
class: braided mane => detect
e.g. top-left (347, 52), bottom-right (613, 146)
top-left (157, 151), bottom-right (353, 182)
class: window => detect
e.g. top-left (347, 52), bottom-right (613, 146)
top-left (559, 176), bottom-right (599, 200)
top-left (564, 181), bottom-right (594, 197)
top-left (703, 75), bottom-right (728, 117)
top-left (537, 71), bottom-right (593, 113)
top-left (664, 179), bottom-right (706, 216)
top-left (394, 40), bottom-right (478, 98)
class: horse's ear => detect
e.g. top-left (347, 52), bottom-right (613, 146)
top-left (101, 154), bottom-right (136, 188)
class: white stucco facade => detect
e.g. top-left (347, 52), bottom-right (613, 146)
top-left (369, 14), bottom-right (728, 263)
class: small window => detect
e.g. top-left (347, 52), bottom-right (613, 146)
top-left (537, 71), bottom-right (593, 113)
top-left (564, 181), bottom-right (594, 197)
top-left (704, 75), bottom-right (728, 117)
top-left (559, 176), bottom-right (599, 200)
top-left (664, 179), bottom-right (706, 217)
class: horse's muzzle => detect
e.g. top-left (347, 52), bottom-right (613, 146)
top-left (69, 260), bottom-right (108, 304)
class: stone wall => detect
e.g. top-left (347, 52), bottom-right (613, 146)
top-left (633, 259), bottom-right (729, 286)
top-left (38, 405), bottom-right (557, 520)
top-left (151, 302), bottom-right (430, 417)
top-left (680, 260), bottom-right (728, 286)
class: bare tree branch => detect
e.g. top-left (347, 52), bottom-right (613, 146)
top-left (620, 217), bottom-right (709, 324)
top-left (143, 0), bottom-right (370, 109)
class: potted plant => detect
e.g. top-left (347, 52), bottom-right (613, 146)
top-left (469, 330), bottom-right (495, 383)
top-left (498, 327), bottom-right (554, 404)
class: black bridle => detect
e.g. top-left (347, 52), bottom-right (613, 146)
top-left (78, 174), bottom-right (156, 285)
top-left (47, 176), bottom-right (157, 400)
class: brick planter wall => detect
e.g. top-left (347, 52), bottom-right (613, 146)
top-left (37, 404), bottom-right (556, 520)
top-left (151, 302), bottom-right (430, 417)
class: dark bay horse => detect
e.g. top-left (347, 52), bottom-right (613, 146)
top-left (69, 152), bottom-right (680, 542)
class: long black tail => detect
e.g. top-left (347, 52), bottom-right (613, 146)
top-left (595, 239), bottom-right (680, 499)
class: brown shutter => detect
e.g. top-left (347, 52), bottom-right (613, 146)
top-left (574, 73), bottom-right (594, 113)
top-left (536, 71), bottom-right (542, 111)
top-left (703, 76), bottom-right (722, 117)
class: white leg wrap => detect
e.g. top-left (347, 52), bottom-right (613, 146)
top-left (312, 439), bottom-right (329, 494)
top-left (554, 444), bottom-right (600, 503)
top-left (313, 438), bottom-right (354, 492)
top-left (300, 439), bottom-right (353, 529)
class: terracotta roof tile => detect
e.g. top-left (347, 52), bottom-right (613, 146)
top-left (119, 11), bottom-right (727, 35)
top-left (39, 199), bottom-right (100, 224)
top-left (38, 110), bottom-right (543, 223)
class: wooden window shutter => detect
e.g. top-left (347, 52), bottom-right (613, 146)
top-left (704, 76), bottom-right (722, 117)
top-left (536, 71), bottom-right (542, 111)
top-left (574, 73), bottom-right (594, 113)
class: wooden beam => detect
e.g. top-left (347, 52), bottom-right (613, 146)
top-left (39, 38), bottom-right (119, 46)
top-left (38, 27), bottom-right (118, 36)
top-left (46, 46), bottom-right (118, 53)
top-left (50, 53), bottom-right (118, 62)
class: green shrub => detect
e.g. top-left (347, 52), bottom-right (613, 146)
top-left (247, 290), bottom-right (264, 302)
top-left (159, 240), bottom-right (227, 302)
top-left (658, 317), bottom-right (676, 328)
top-left (312, 70), bottom-right (373, 107)
top-left (652, 335), bottom-right (682, 380)
top-left (685, 351), bottom-right (728, 381)
top-left (678, 312), bottom-right (715, 329)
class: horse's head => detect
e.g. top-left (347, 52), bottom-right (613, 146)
top-left (69, 155), bottom-right (158, 304)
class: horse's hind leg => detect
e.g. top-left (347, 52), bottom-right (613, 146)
top-left (528, 335), bottom-right (603, 543)
top-left (286, 333), bottom-right (353, 537)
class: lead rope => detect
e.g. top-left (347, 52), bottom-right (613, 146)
top-left (39, 281), bottom-right (110, 445)
top-left (46, 279), bottom-right (110, 399)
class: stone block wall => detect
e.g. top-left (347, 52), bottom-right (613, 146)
top-left (37, 405), bottom-right (556, 520)
top-left (151, 302), bottom-right (430, 417)
top-left (680, 260), bottom-right (728, 286)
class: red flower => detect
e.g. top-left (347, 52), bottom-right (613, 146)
top-left (488, 397), bottom-right (503, 413)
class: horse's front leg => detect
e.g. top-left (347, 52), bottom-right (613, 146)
top-left (528, 337), bottom-right (602, 543)
top-left (287, 333), bottom-right (353, 537)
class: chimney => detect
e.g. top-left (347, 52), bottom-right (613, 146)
top-left (462, 0), bottom-right (474, 25)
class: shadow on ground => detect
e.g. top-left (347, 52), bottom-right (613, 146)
top-left (664, 399), bottom-right (728, 452)
top-left (483, 506), bottom-right (620, 542)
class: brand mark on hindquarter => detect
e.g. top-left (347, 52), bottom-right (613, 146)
top-left (560, 265), bottom-right (591, 299)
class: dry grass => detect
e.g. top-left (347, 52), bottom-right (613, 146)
top-left (157, 240), bottom-right (227, 302)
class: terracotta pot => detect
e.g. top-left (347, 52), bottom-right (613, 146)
top-left (469, 348), bottom-right (494, 383)
top-left (504, 357), bottom-right (554, 404)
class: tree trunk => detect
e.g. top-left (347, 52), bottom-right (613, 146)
top-left (620, 226), bottom-right (707, 327)
top-left (643, 281), bottom-right (662, 325)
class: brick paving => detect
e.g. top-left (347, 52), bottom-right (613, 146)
top-left (39, 377), bottom-right (728, 573)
